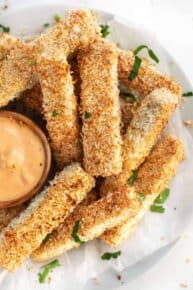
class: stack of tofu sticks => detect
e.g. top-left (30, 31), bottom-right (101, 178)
top-left (0, 10), bottom-right (184, 271)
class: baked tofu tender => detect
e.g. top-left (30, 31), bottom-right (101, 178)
top-left (0, 39), bottom-right (37, 107)
top-left (37, 58), bottom-right (82, 168)
top-left (101, 135), bottom-right (184, 247)
top-left (118, 50), bottom-right (182, 97)
top-left (0, 10), bottom-right (100, 108)
top-left (32, 187), bottom-right (140, 262)
top-left (78, 40), bottom-right (122, 176)
top-left (0, 163), bottom-right (95, 271)
top-left (100, 88), bottom-right (179, 195)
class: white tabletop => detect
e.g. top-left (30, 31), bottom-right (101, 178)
top-left (1, 0), bottom-right (193, 289)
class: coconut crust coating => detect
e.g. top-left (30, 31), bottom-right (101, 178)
top-left (20, 83), bottom-right (43, 115)
top-left (0, 204), bottom-right (26, 232)
top-left (32, 186), bottom-right (140, 262)
top-left (0, 10), bottom-right (100, 108)
top-left (78, 40), bottom-right (122, 176)
top-left (101, 135), bottom-right (184, 247)
top-left (100, 88), bottom-right (179, 195)
top-left (37, 57), bottom-right (82, 168)
top-left (0, 34), bottom-right (18, 60)
top-left (0, 163), bottom-right (95, 271)
top-left (118, 50), bottom-right (182, 97)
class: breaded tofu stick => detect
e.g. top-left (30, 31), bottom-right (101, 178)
top-left (118, 50), bottom-right (182, 97)
top-left (0, 10), bottom-right (100, 107)
top-left (20, 83), bottom-right (43, 115)
top-left (78, 40), bottom-right (122, 176)
top-left (0, 163), bottom-right (95, 271)
top-left (101, 135), bottom-right (184, 247)
top-left (100, 88), bottom-right (179, 195)
top-left (0, 38), bottom-right (37, 107)
top-left (37, 58), bottom-right (82, 168)
top-left (0, 204), bottom-right (26, 232)
top-left (32, 186), bottom-right (140, 262)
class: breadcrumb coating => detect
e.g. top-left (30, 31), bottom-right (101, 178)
top-left (101, 135), bottom-right (184, 247)
top-left (20, 83), bottom-right (43, 115)
top-left (78, 40), bottom-right (122, 176)
top-left (0, 34), bottom-right (17, 60)
top-left (0, 204), bottom-right (26, 232)
top-left (0, 10), bottom-right (100, 107)
top-left (37, 57), bottom-right (82, 168)
top-left (0, 38), bottom-right (37, 107)
top-left (32, 187), bottom-right (140, 262)
top-left (118, 50), bottom-right (182, 97)
top-left (0, 163), bottom-right (95, 271)
top-left (100, 88), bottom-right (179, 195)
top-left (120, 95), bottom-right (137, 134)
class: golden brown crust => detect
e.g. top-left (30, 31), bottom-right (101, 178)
top-left (78, 40), bottom-right (122, 176)
top-left (118, 50), bottom-right (182, 97)
top-left (0, 34), bottom-right (17, 60)
top-left (32, 186), bottom-right (140, 262)
top-left (100, 88), bottom-right (179, 195)
top-left (0, 205), bottom-right (26, 232)
top-left (101, 135), bottom-right (184, 247)
top-left (37, 57), bottom-right (82, 168)
top-left (0, 163), bottom-right (95, 271)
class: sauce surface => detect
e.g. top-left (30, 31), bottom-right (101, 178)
top-left (0, 116), bottom-right (45, 202)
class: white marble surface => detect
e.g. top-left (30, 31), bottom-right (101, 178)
top-left (0, 0), bottom-right (193, 289)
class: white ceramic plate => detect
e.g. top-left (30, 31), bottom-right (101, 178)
top-left (0, 2), bottom-right (193, 289)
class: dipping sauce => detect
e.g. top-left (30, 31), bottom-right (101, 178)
top-left (0, 112), bottom-right (51, 206)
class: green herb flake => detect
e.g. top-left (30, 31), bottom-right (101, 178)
top-left (128, 55), bottom-right (142, 80)
top-left (100, 24), bottom-right (110, 38)
top-left (38, 259), bottom-right (60, 283)
top-left (84, 111), bottom-right (91, 119)
top-left (43, 23), bottom-right (50, 28)
top-left (54, 14), bottom-right (61, 22)
top-left (101, 251), bottom-right (121, 260)
top-left (121, 92), bottom-right (137, 103)
top-left (150, 205), bottom-right (165, 213)
top-left (183, 91), bottom-right (193, 97)
top-left (0, 24), bottom-right (10, 33)
top-left (133, 44), bottom-right (159, 63)
top-left (154, 188), bottom-right (170, 204)
top-left (127, 170), bottom-right (138, 185)
top-left (138, 192), bottom-right (145, 201)
top-left (71, 220), bottom-right (85, 244)
top-left (52, 110), bottom-right (58, 117)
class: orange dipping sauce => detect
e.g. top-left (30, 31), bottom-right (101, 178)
top-left (0, 111), bottom-right (51, 207)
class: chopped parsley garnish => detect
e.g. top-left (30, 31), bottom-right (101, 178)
top-left (127, 170), bottom-right (138, 185)
top-left (128, 55), bottom-right (142, 80)
top-left (100, 24), bottom-right (110, 38)
top-left (71, 220), bottom-right (85, 244)
top-left (183, 91), bottom-right (193, 97)
top-left (150, 188), bottom-right (170, 213)
top-left (84, 111), bottom-right (91, 119)
top-left (121, 92), bottom-right (137, 103)
top-left (54, 14), bottom-right (61, 22)
top-left (101, 251), bottom-right (121, 260)
top-left (38, 259), bottom-right (60, 283)
top-left (154, 188), bottom-right (170, 204)
top-left (138, 192), bottom-right (145, 201)
top-left (52, 110), bottom-right (58, 117)
top-left (150, 205), bottom-right (165, 213)
top-left (0, 24), bottom-right (10, 33)
top-left (133, 45), bottom-right (159, 63)
top-left (43, 23), bottom-right (50, 28)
